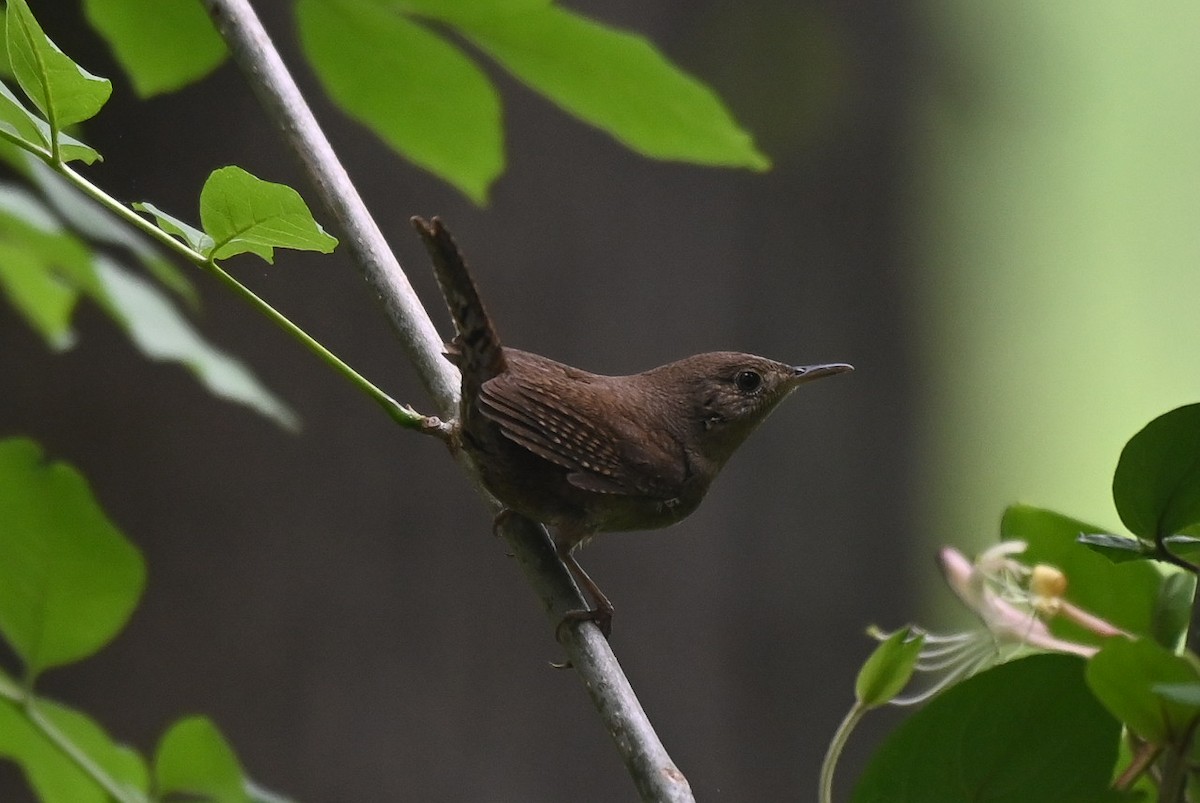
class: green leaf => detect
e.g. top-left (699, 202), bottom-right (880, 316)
top-left (1164, 534), bottom-right (1200, 563)
top-left (82, 0), bottom-right (226, 97)
top-left (0, 76), bottom-right (47, 149)
top-left (0, 183), bottom-right (98, 349)
top-left (155, 716), bottom-right (250, 803)
top-left (851, 654), bottom-right (1120, 803)
top-left (1114, 403), bottom-right (1200, 540)
top-left (296, 0), bottom-right (502, 204)
top-left (0, 81), bottom-right (100, 163)
top-left (855, 628), bottom-right (924, 709)
top-left (1152, 682), bottom-right (1200, 707)
top-left (0, 438), bottom-right (145, 675)
top-left (1085, 637), bottom-right (1200, 744)
top-left (0, 695), bottom-right (149, 803)
top-left (1151, 571), bottom-right (1196, 650)
top-left (134, 200), bottom-right (215, 255)
top-left (1077, 532), bottom-right (1155, 563)
top-left (92, 256), bottom-right (301, 431)
top-left (198, 166), bottom-right (338, 262)
top-left (245, 779), bottom-right (298, 803)
top-left (448, 5), bottom-right (770, 171)
top-left (0, 7), bottom-right (10, 80)
top-left (5, 0), bottom-right (112, 129)
top-left (0, 666), bottom-right (20, 699)
top-left (1003, 505), bottom-right (1163, 645)
top-left (398, 0), bottom-right (552, 12)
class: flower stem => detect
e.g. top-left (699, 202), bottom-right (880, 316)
top-left (819, 702), bottom-right (866, 803)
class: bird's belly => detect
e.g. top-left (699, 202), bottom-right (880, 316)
top-left (587, 492), bottom-right (703, 533)
top-left (466, 420), bottom-right (707, 535)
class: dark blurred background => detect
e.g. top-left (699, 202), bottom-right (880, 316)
top-left (5, 1), bottom-right (1200, 800)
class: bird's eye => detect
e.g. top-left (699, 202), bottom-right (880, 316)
top-left (734, 370), bottom-right (763, 393)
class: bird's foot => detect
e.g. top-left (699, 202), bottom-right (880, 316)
top-left (555, 604), bottom-right (614, 643)
top-left (550, 606), bottom-right (614, 670)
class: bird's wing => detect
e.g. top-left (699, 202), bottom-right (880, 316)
top-left (479, 374), bottom-right (684, 499)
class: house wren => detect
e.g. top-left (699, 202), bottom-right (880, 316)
top-left (413, 217), bottom-right (851, 637)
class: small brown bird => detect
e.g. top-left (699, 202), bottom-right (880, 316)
top-left (414, 217), bottom-right (851, 636)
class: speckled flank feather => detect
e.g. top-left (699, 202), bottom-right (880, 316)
top-left (478, 357), bottom-right (687, 501)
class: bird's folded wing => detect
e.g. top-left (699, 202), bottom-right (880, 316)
top-left (479, 376), bottom-right (683, 499)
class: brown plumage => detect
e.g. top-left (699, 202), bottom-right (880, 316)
top-left (414, 216), bottom-right (851, 636)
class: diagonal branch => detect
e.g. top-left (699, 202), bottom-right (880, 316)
top-left (197, 1), bottom-right (694, 800)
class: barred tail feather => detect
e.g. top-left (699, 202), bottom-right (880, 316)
top-left (411, 217), bottom-right (506, 394)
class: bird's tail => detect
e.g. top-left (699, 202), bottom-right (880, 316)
top-left (411, 217), bottom-right (506, 396)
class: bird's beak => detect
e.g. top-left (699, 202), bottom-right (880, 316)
top-left (790, 363), bottom-right (854, 385)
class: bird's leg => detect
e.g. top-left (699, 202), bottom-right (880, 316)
top-left (555, 541), bottom-right (615, 641)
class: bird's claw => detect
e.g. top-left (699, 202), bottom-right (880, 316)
top-left (549, 606), bottom-right (613, 670)
top-left (555, 605), bottom-right (614, 643)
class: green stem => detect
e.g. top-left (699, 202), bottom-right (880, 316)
top-left (1113, 737), bottom-right (1160, 792)
top-left (1160, 718), bottom-right (1200, 802)
top-left (203, 257), bottom-right (421, 427)
top-left (55, 163), bottom-right (440, 432)
top-left (819, 702), bottom-right (866, 803)
top-left (59, 163), bottom-right (207, 262)
top-left (13, 692), bottom-right (147, 803)
top-left (0, 126), bottom-right (53, 161)
top-left (1, 671), bottom-right (140, 800)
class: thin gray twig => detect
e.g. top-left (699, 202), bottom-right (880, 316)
top-left (196, 1), bottom-right (694, 800)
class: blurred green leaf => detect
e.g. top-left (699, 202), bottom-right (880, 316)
top-left (0, 695), bottom-right (148, 803)
top-left (92, 256), bottom-right (300, 431)
top-left (26, 161), bottom-right (196, 307)
top-left (1151, 571), bottom-right (1195, 649)
top-left (0, 7), bottom-right (10, 79)
top-left (198, 166), bottom-right (337, 262)
top-left (82, 0), bottom-right (226, 97)
top-left (0, 183), bottom-right (97, 349)
top-left (449, 5), bottom-right (769, 172)
top-left (0, 180), bottom-right (295, 428)
top-left (1114, 404), bottom-right (1200, 540)
top-left (1003, 505), bottom-right (1162, 645)
top-left (0, 666), bottom-right (19, 699)
top-left (0, 81), bottom-right (99, 163)
top-left (0, 77), bottom-right (47, 149)
top-left (155, 716), bottom-right (249, 803)
top-left (296, 0), bottom-right (502, 204)
top-left (855, 628), bottom-right (924, 709)
top-left (1164, 534), bottom-right (1200, 564)
top-left (1077, 532), bottom-right (1154, 563)
top-left (245, 779), bottom-right (297, 803)
top-left (0, 438), bottom-right (145, 676)
top-left (1153, 682), bottom-right (1200, 707)
top-left (397, 0), bottom-right (551, 12)
top-left (1086, 637), bottom-right (1200, 744)
top-left (134, 200), bottom-right (214, 256)
top-left (5, 0), bottom-right (111, 128)
top-left (851, 654), bottom-right (1120, 803)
